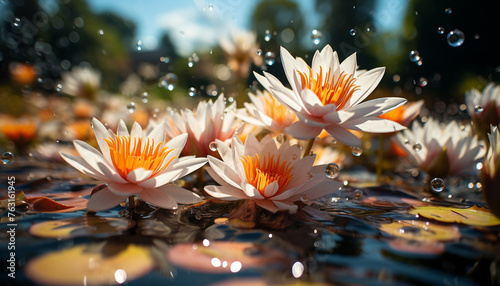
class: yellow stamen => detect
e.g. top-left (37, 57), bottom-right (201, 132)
top-left (241, 153), bottom-right (294, 197)
top-left (259, 92), bottom-right (296, 126)
top-left (298, 66), bottom-right (360, 110)
top-left (104, 136), bottom-right (176, 179)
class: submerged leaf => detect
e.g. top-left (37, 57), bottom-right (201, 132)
top-left (29, 216), bottom-right (135, 239)
top-left (25, 243), bottom-right (153, 286)
top-left (379, 220), bottom-right (460, 241)
top-left (408, 205), bottom-right (500, 226)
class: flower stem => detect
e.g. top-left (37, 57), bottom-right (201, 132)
top-left (376, 135), bottom-right (386, 180)
top-left (128, 195), bottom-right (136, 211)
top-left (303, 138), bottom-right (316, 158)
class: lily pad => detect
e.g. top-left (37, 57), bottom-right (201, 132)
top-left (168, 241), bottom-right (286, 273)
top-left (26, 190), bottom-right (91, 213)
top-left (29, 216), bottom-right (135, 239)
top-left (408, 205), bottom-right (500, 226)
top-left (379, 220), bottom-right (460, 241)
top-left (25, 242), bottom-right (154, 286)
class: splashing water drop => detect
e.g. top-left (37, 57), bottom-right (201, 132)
top-left (418, 77), bottom-right (428, 87)
top-left (127, 102), bottom-right (136, 113)
top-left (159, 73), bottom-right (178, 91)
top-left (141, 92), bottom-right (149, 103)
top-left (256, 49), bottom-right (262, 56)
top-left (354, 190), bottom-right (363, 199)
top-left (264, 30), bottom-right (272, 42)
top-left (206, 84), bottom-right (218, 96)
top-left (98, 29), bottom-right (104, 35)
top-left (351, 146), bottom-right (363, 156)
top-left (136, 40), bottom-right (142, 51)
top-left (13, 17), bottom-right (22, 28)
top-left (324, 163), bottom-right (340, 179)
top-left (264, 51), bottom-right (276, 65)
top-left (444, 8), bottom-right (452, 14)
top-left (412, 143), bottom-right (422, 151)
top-left (430, 178), bottom-right (445, 192)
top-left (474, 105), bottom-right (483, 113)
top-left (409, 50), bottom-right (420, 62)
top-left (2, 152), bottom-right (14, 164)
top-left (306, 173), bottom-right (313, 180)
top-left (56, 83), bottom-right (62, 92)
top-left (208, 3), bottom-right (213, 11)
top-left (209, 141), bottom-right (218, 152)
top-left (349, 29), bottom-right (356, 36)
top-left (437, 27), bottom-right (445, 34)
top-left (276, 133), bottom-right (286, 143)
top-left (447, 29), bottom-right (465, 47)
top-left (311, 29), bottom-right (323, 45)
top-left (188, 87), bottom-right (197, 97)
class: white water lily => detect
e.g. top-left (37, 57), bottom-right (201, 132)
top-left (465, 83), bottom-right (500, 137)
top-left (60, 66), bottom-right (101, 99)
top-left (394, 118), bottom-right (485, 177)
top-left (204, 134), bottom-right (342, 214)
top-left (60, 118), bottom-right (207, 211)
top-left (237, 89), bottom-right (297, 134)
top-left (219, 29), bottom-right (263, 78)
top-left (482, 125), bottom-right (500, 217)
top-left (164, 94), bottom-right (245, 157)
top-left (254, 45), bottom-right (406, 146)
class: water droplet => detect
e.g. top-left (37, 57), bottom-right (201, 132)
top-left (354, 190), bottom-right (363, 199)
top-left (127, 102), bottom-right (136, 113)
top-left (300, 195), bottom-right (309, 203)
top-left (276, 133), bottom-right (286, 143)
top-left (12, 17), bottom-right (22, 28)
top-left (418, 77), bottom-right (428, 87)
top-left (264, 51), bottom-right (276, 65)
top-left (311, 29), bottom-right (323, 45)
top-left (98, 29), bottom-right (104, 35)
top-left (209, 141), bottom-right (218, 152)
top-left (446, 29), bottom-right (465, 47)
top-left (351, 146), bottom-right (363, 156)
top-left (208, 3), bottom-right (213, 11)
top-left (412, 143), bottom-right (422, 151)
top-left (349, 29), bottom-right (356, 36)
top-left (2, 152), bottom-right (14, 164)
top-left (474, 34), bottom-right (480, 40)
top-left (256, 49), bottom-right (262, 56)
top-left (409, 50), bottom-right (420, 62)
top-left (264, 30), bottom-right (272, 42)
top-left (136, 40), bottom-right (142, 51)
top-left (399, 226), bottom-right (421, 234)
top-left (306, 172), bottom-right (313, 180)
top-left (188, 87), bottom-right (197, 97)
top-left (474, 105), bottom-right (483, 113)
top-left (56, 83), bottom-right (62, 92)
top-left (437, 27), bottom-right (445, 34)
top-left (159, 73), bottom-right (178, 91)
top-left (206, 84), bottom-right (218, 96)
top-left (476, 162), bottom-right (483, 170)
top-left (324, 163), bottom-right (340, 179)
top-left (404, 139), bottom-right (410, 144)
top-left (444, 7), bottom-right (452, 14)
top-left (141, 92), bottom-right (149, 103)
top-left (160, 56), bottom-right (170, 63)
top-left (430, 178), bottom-right (445, 192)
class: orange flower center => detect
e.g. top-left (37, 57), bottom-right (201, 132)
top-left (241, 153), bottom-right (294, 197)
top-left (259, 92), bottom-right (296, 126)
top-left (378, 104), bottom-right (405, 123)
top-left (104, 136), bottom-right (176, 179)
top-left (298, 66), bottom-right (360, 110)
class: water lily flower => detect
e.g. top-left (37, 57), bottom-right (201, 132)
top-left (466, 83), bottom-right (500, 139)
top-left (482, 125), bottom-right (500, 218)
top-left (254, 45), bottom-right (406, 146)
top-left (60, 118), bottom-right (207, 211)
top-left (164, 94), bottom-right (245, 157)
top-left (60, 66), bottom-right (101, 99)
top-left (394, 118), bottom-right (485, 178)
top-left (204, 134), bottom-right (342, 214)
top-left (220, 29), bottom-right (263, 79)
top-left (236, 90), bottom-right (297, 135)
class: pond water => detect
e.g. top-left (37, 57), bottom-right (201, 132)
top-left (1, 0), bottom-right (500, 285)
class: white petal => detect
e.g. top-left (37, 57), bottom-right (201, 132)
top-left (340, 52), bottom-right (357, 76)
top-left (254, 199), bottom-right (280, 213)
top-left (87, 187), bottom-right (126, 212)
top-left (139, 188), bottom-right (178, 209)
top-left (207, 156), bottom-right (242, 189)
top-left (170, 157), bottom-right (207, 181)
top-left (165, 133), bottom-right (188, 153)
top-left (126, 168), bottom-right (153, 183)
top-left (324, 124), bottom-right (361, 146)
top-left (138, 169), bottom-right (182, 188)
top-left (60, 152), bottom-right (109, 182)
top-left (263, 181), bottom-right (279, 197)
top-left (204, 185), bottom-right (247, 200)
top-left (301, 88), bottom-right (325, 115)
top-left (280, 46), bottom-right (301, 92)
top-left (92, 118), bottom-right (112, 162)
top-left (348, 67), bottom-right (385, 107)
top-left (342, 97), bottom-right (407, 121)
top-left (116, 120), bottom-right (129, 137)
top-left (342, 117), bottom-right (406, 133)
top-left (107, 182), bottom-right (143, 196)
top-left (155, 184), bottom-right (201, 204)
top-left (242, 183), bottom-right (264, 199)
top-left (272, 201), bottom-right (299, 214)
top-left (130, 121), bottom-right (143, 139)
top-left (147, 121), bottom-right (166, 144)
top-left (284, 121), bottom-right (322, 140)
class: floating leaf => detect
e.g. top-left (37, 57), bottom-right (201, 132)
top-left (168, 241), bottom-right (286, 273)
top-left (25, 190), bottom-right (90, 213)
top-left (26, 242), bottom-right (153, 286)
top-left (361, 196), bottom-right (430, 208)
top-left (408, 205), bottom-right (500, 226)
top-left (379, 220), bottom-right (460, 241)
top-left (29, 216), bottom-right (135, 239)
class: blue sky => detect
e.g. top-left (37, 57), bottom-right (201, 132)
top-left (85, 0), bottom-right (407, 56)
